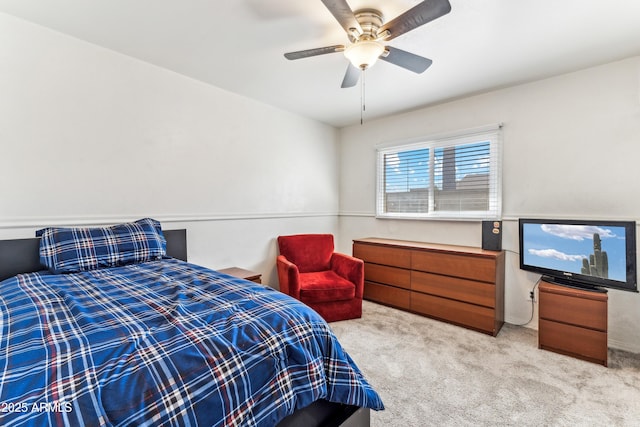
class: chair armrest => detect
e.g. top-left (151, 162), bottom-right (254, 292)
top-left (331, 253), bottom-right (364, 299)
top-left (276, 255), bottom-right (301, 299)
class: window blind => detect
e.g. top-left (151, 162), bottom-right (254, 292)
top-left (376, 125), bottom-right (502, 219)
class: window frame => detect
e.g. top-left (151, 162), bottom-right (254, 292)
top-left (376, 124), bottom-right (502, 220)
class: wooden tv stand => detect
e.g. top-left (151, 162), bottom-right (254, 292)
top-left (353, 238), bottom-right (505, 336)
top-left (538, 280), bottom-right (608, 366)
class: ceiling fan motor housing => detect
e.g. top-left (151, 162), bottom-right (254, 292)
top-left (351, 9), bottom-right (384, 41)
top-left (344, 9), bottom-right (387, 69)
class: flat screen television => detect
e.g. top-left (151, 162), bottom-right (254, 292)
top-left (519, 218), bottom-right (637, 292)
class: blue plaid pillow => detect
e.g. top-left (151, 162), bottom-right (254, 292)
top-left (38, 218), bottom-right (167, 273)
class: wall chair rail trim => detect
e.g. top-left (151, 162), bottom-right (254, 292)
top-left (0, 212), bottom-right (339, 230)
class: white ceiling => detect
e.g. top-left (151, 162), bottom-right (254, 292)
top-left (2, 0), bottom-right (640, 128)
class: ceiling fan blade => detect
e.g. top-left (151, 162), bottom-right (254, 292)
top-left (379, 0), bottom-right (451, 41)
top-left (380, 46), bottom-right (433, 73)
top-left (321, 0), bottom-right (362, 35)
top-left (341, 63), bottom-right (360, 88)
top-left (284, 45), bottom-right (344, 60)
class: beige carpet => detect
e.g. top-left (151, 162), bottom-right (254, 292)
top-left (330, 301), bottom-right (640, 427)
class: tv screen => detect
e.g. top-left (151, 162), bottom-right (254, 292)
top-left (519, 218), bottom-right (637, 292)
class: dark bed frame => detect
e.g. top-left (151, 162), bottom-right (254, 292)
top-left (0, 229), bottom-right (370, 427)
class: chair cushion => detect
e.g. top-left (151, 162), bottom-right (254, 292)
top-left (299, 271), bottom-right (356, 304)
top-left (277, 234), bottom-right (334, 273)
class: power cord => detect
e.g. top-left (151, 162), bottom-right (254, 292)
top-left (496, 248), bottom-right (541, 327)
top-left (511, 278), bottom-right (541, 327)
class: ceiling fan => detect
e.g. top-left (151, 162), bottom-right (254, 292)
top-left (284, 0), bottom-right (452, 88)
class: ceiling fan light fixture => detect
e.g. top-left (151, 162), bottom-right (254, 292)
top-left (344, 40), bottom-right (385, 70)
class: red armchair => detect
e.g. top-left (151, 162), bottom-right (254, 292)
top-left (276, 234), bottom-right (364, 322)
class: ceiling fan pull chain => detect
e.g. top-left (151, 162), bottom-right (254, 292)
top-left (360, 68), bottom-right (365, 125)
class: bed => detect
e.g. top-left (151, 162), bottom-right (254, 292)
top-left (0, 219), bottom-right (383, 426)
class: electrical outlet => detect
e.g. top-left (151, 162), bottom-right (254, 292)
top-left (528, 290), bottom-right (536, 302)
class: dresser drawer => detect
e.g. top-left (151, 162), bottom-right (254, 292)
top-left (364, 281), bottom-right (410, 310)
top-left (539, 288), bottom-right (607, 331)
top-left (353, 243), bottom-right (411, 269)
top-left (411, 250), bottom-right (496, 283)
top-left (365, 263), bottom-right (410, 289)
top-left (411, 270), bottom-right (495, 308)
top-left (411, 292), bottom-right (496, 335)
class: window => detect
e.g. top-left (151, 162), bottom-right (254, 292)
top-left (376, 125), bottom-right (502, 219)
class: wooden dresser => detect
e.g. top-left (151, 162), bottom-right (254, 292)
top-left (538, 280), bottom-right (608, 366)
top-left (353, 238), bottom-right (505, 336)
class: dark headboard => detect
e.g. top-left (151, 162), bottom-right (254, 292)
top-left (165, 229), bottom-right (188, 262)
top-left (0, 229), bottom-right (188, 282)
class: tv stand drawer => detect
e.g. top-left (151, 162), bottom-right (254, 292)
top-left (538, 284), bottom-right (607, 331)
top-left (539, 319), bottom-right (607, 365)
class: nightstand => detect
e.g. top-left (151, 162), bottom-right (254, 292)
top-left (218, 267), bottom-right (262, 284)
top-left (538, 280), bottom-right (608, 366)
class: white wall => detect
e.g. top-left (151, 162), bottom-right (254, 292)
top-left (337, 56), bottom-right (640, 353)
top-left (0, 12), bottom-right (339, 285)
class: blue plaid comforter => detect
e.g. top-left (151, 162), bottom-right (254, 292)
top-left (0, 258), bottom-right (383, 426)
